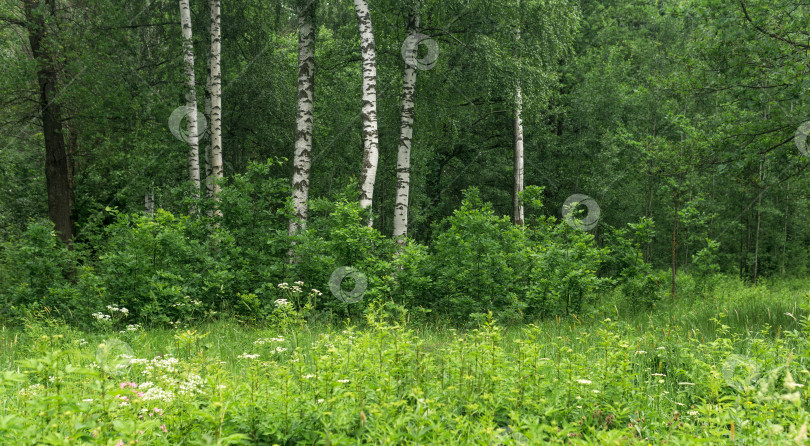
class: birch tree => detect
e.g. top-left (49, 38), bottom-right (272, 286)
top-left (392, 3), bottom-right (420, 242)
top-left (513, 28), bottom-right (525, 227)
top-left (289, 0), bottom-right (316, 235)
top-left (208, 0), bottom-right (223, 210)
top-left (179, 0), bottom-right (201, 195)
top-left (513, 79), bottom-right (525, 226)
top-left (353, 0), bottom-right (379, 225)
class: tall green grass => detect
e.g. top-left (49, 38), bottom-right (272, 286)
top-left (0, 276), bottom-right (808, 444)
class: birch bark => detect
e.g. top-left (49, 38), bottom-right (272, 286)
top-left (179, 0), bottom-right (201, 196)
top-left (290, 0), bottom-right (316, 235)
top-left (353, 0), bottom-right (379, 225)
top-left (393, 5), bottom-right (420, 242)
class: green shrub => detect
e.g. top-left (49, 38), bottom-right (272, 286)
top-left (215, 158), bottom-right (291, 299)
top-left (399, 188), bottom-right (609, 323)
top-left (603, 218), bottom-right (664, 311)
top-left (288, 197), bottom-right (396, 319)
top-left (523, 216), bottom-right (610, 316)
top-left (0, 220), bottom-right (76, 323)
top-left (95, 209), bottom-right (228, 325)
top-left (418, 188), bottom-right (529, 322)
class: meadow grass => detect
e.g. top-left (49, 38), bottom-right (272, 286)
top-left (0, 277), bottom-right (808, 445)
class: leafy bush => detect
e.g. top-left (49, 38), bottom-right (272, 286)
top-left (215, 158), bottom-right (291, 298)
top-left (523, 216), bottom-right (610, 316)
top-left (94, 209), bottom-right (227, 325)
top-left (690, 238), bottom-right (721, 295)
top-left (603, 218), bottom-right (664, 311)
top-left (0, 220), bottom-right (77, 323)
top-left (288, 197), bottom-right (396, 319)
top-left (398, 188), bottom-right (609, 323)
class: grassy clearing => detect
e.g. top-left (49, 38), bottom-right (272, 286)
top-left (1, 278), bottom-right (809, 445)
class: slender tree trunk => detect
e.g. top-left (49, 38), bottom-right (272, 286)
top-left (513, 80), bottom-right (525, 226)
top-left (179, 0), bottom-right (201, 197)
top-left (353, 0), bottom-right (379, 225)
top-left (393, 4), bottom-right (419, 243)
top-left (289, 0), bottom-right (316, 236)
top-left (753, 156), bottom-right (764, 285)
top-left (24, 0), bottom-right (74, 244)
top-left (513, 23), bottom-right (524, 227)
top-left (209, 0), bottom-right (223, 211)
top-left (145, 182), bottom-right (155, 218)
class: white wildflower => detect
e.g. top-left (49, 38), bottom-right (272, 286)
top-left (141, 386), bottom-right (174, 402)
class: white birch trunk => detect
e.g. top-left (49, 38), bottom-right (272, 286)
top-left (289, 0), bottom-right (316, 236)
top-left (393, 6), bottom-right (419, 242)
top-left (145, 183), bottom-right (155, 218)
top-left (513, 80), bottom-right (525, 226)
top-left (209, 0), bottom-right (223, 212)
top-left (353, 0), bottom-right (379, 225)
top-left (513, 24), bottom-right (524, 226)
top-left (179, 0), bottom-right (200, 195)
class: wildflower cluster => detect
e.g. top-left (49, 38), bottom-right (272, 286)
top-left (253, 336), bottom-right (285, 345)
top-left (106, 305), bottom-right (129, 314)
top-left (171, 299), bottom-right (202, 308)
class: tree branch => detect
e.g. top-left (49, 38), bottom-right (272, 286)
top-left (0, 14), bottom-right (25, 26)
top-left (738, 0), bottom-right (810, 50)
